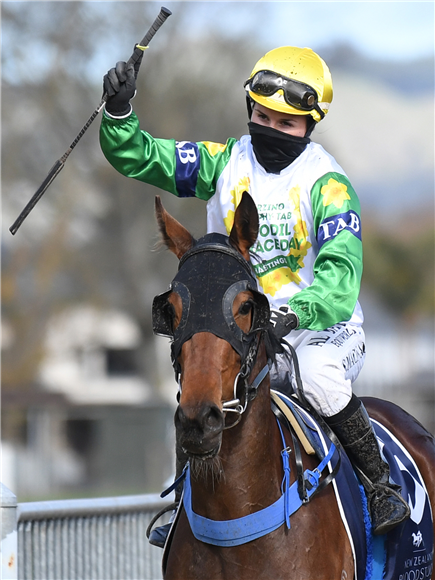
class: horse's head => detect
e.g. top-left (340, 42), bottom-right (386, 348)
top-left (152, 192), bottom-right (270, 464)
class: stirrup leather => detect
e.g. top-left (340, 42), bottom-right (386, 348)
top-left (146, 501), bottom-right (178, 542)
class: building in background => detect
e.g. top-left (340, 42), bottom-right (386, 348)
top-left (2, 306), bottom-right (176, 501)
top-left (3, 298), bottom-right (433, 502)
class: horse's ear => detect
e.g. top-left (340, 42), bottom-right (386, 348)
top-left (229, 191), bottom-right (259, 261)
top-left (155, 196), bottom-right (194, 259)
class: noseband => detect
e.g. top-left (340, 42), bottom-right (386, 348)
top-left (152, 233), bottom-right (271, 424)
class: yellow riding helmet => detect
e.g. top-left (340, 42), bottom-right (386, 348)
top-left (246, 46), bottom-right (333, 123)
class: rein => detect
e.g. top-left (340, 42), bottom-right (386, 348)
top-left (222, 360), bottom-right (270, 415)
top-left (220, 331), bottom-right (270, 428)
top-left (280, 339), bottom-right (343, 495)
top-left (222, 360), bottom-right (270, 429)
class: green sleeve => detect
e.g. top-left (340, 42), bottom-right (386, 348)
top-left (99, 111), bottom-right (235, 200)
top-left (289, 172), bottom-right (363, 330)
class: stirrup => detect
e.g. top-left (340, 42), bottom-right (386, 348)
top-left (354, 465), bottom-right (410, 535)
top-left (146, 501), bottom-right (178, 548)
top-left (148, 523), bottom-right (172, 548)
top-left (369, 484), bottom-right (411, 536)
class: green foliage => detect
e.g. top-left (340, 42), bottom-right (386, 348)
top-left (362, 216), bottom-right (434, 319)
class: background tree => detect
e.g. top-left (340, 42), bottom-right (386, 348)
top-left (2, 1), bottom-right (433, 395)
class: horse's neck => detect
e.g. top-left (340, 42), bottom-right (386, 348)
top-left (222, 382), bottom-right (282, 487)
top-left (190, 356), bottom-right (283, 519)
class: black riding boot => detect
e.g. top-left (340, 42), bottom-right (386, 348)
top-left (326, 394), bottom-right (411, 536)
top-left (148, 445), bottom-right (187, 548)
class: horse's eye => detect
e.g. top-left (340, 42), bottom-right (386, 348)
top-left (239, 300), bottom-right (254, 316)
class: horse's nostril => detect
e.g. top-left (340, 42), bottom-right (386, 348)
top-left (175, 403), bottom-right (224, 456)
top-left (206, 405), bottom-right (223, 429)
top-left (176, 403), bottom-right (224, 435)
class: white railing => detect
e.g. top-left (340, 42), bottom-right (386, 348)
top-left (1, 485), bottom-right (171, 580)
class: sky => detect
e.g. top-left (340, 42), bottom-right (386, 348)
top-left (264, 1), bottom-right (434, 60)
top-left (167, 1), bottom-right (434, 62)
top-left (3, 2), bottom-right (434, 69)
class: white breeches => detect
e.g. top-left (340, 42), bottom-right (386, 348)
top-left (270, 323), bottom-right (366, 417)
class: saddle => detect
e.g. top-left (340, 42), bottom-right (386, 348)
top-left (161, 393), bottom-right (433, 580)
top-left (271, 391), bottom-right (434, 580)
top-left (270, 389), bottom-right (318, 456)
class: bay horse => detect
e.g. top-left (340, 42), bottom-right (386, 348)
top-left (152, 192), bottom-right (435, 580)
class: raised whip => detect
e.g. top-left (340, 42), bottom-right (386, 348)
top-left (9, 6), bottom-right (172, 235)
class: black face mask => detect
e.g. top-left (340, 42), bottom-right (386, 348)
top-left (248, 122), bottom-right (310, 174)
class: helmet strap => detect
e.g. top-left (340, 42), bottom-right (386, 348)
top-left (305, 116), bottom-right (317, 137)
top-left (246, 96), bottom-right (255, 119)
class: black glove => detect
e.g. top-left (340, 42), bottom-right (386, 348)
top-left (103, 61), bottom-right (136, 117)
top-left (269, 305), bottom-right (299, 340)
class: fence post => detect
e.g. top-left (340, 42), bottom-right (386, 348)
top-left (1, 483), bottom-right (17, 580)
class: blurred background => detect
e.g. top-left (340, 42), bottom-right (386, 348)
top-left (2, 1), bottom-right (434, 502)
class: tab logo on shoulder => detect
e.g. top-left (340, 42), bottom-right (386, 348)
top-left (175, 141), bottom-right (200, 198)
top-left (317, 210), bottom-right (361, 248)
top-left (176, 141), bottom-right (198, 165)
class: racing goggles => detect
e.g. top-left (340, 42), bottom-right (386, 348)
top-left (244, 70), bottom-right (325, 119)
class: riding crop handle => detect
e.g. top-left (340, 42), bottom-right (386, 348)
top-left (127, 6), bottom-right (172, 73)
top-left (9, 6), bottom-right (172, 236)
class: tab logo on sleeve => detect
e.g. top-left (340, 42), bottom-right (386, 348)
top-left (317, 210), bottom-right (361, 248)
top-left (175, 141), bottom-right (200, 198)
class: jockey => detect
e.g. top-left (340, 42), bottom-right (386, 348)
top-left (100, 46), bottom-right (410, 545)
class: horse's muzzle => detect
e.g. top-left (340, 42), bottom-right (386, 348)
top-left (175, 403), bottom-right (224, 458)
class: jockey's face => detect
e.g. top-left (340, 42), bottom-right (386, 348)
top-left (251, 103), bottom-right (307, 137)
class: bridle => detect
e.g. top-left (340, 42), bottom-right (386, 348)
top-left (152, 233), bottom-right (271, 427)
top-left (151, 234), bottom-right (343, 543)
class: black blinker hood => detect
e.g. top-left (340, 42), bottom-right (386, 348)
top-left (152, 233), bottom-right (270, 371)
